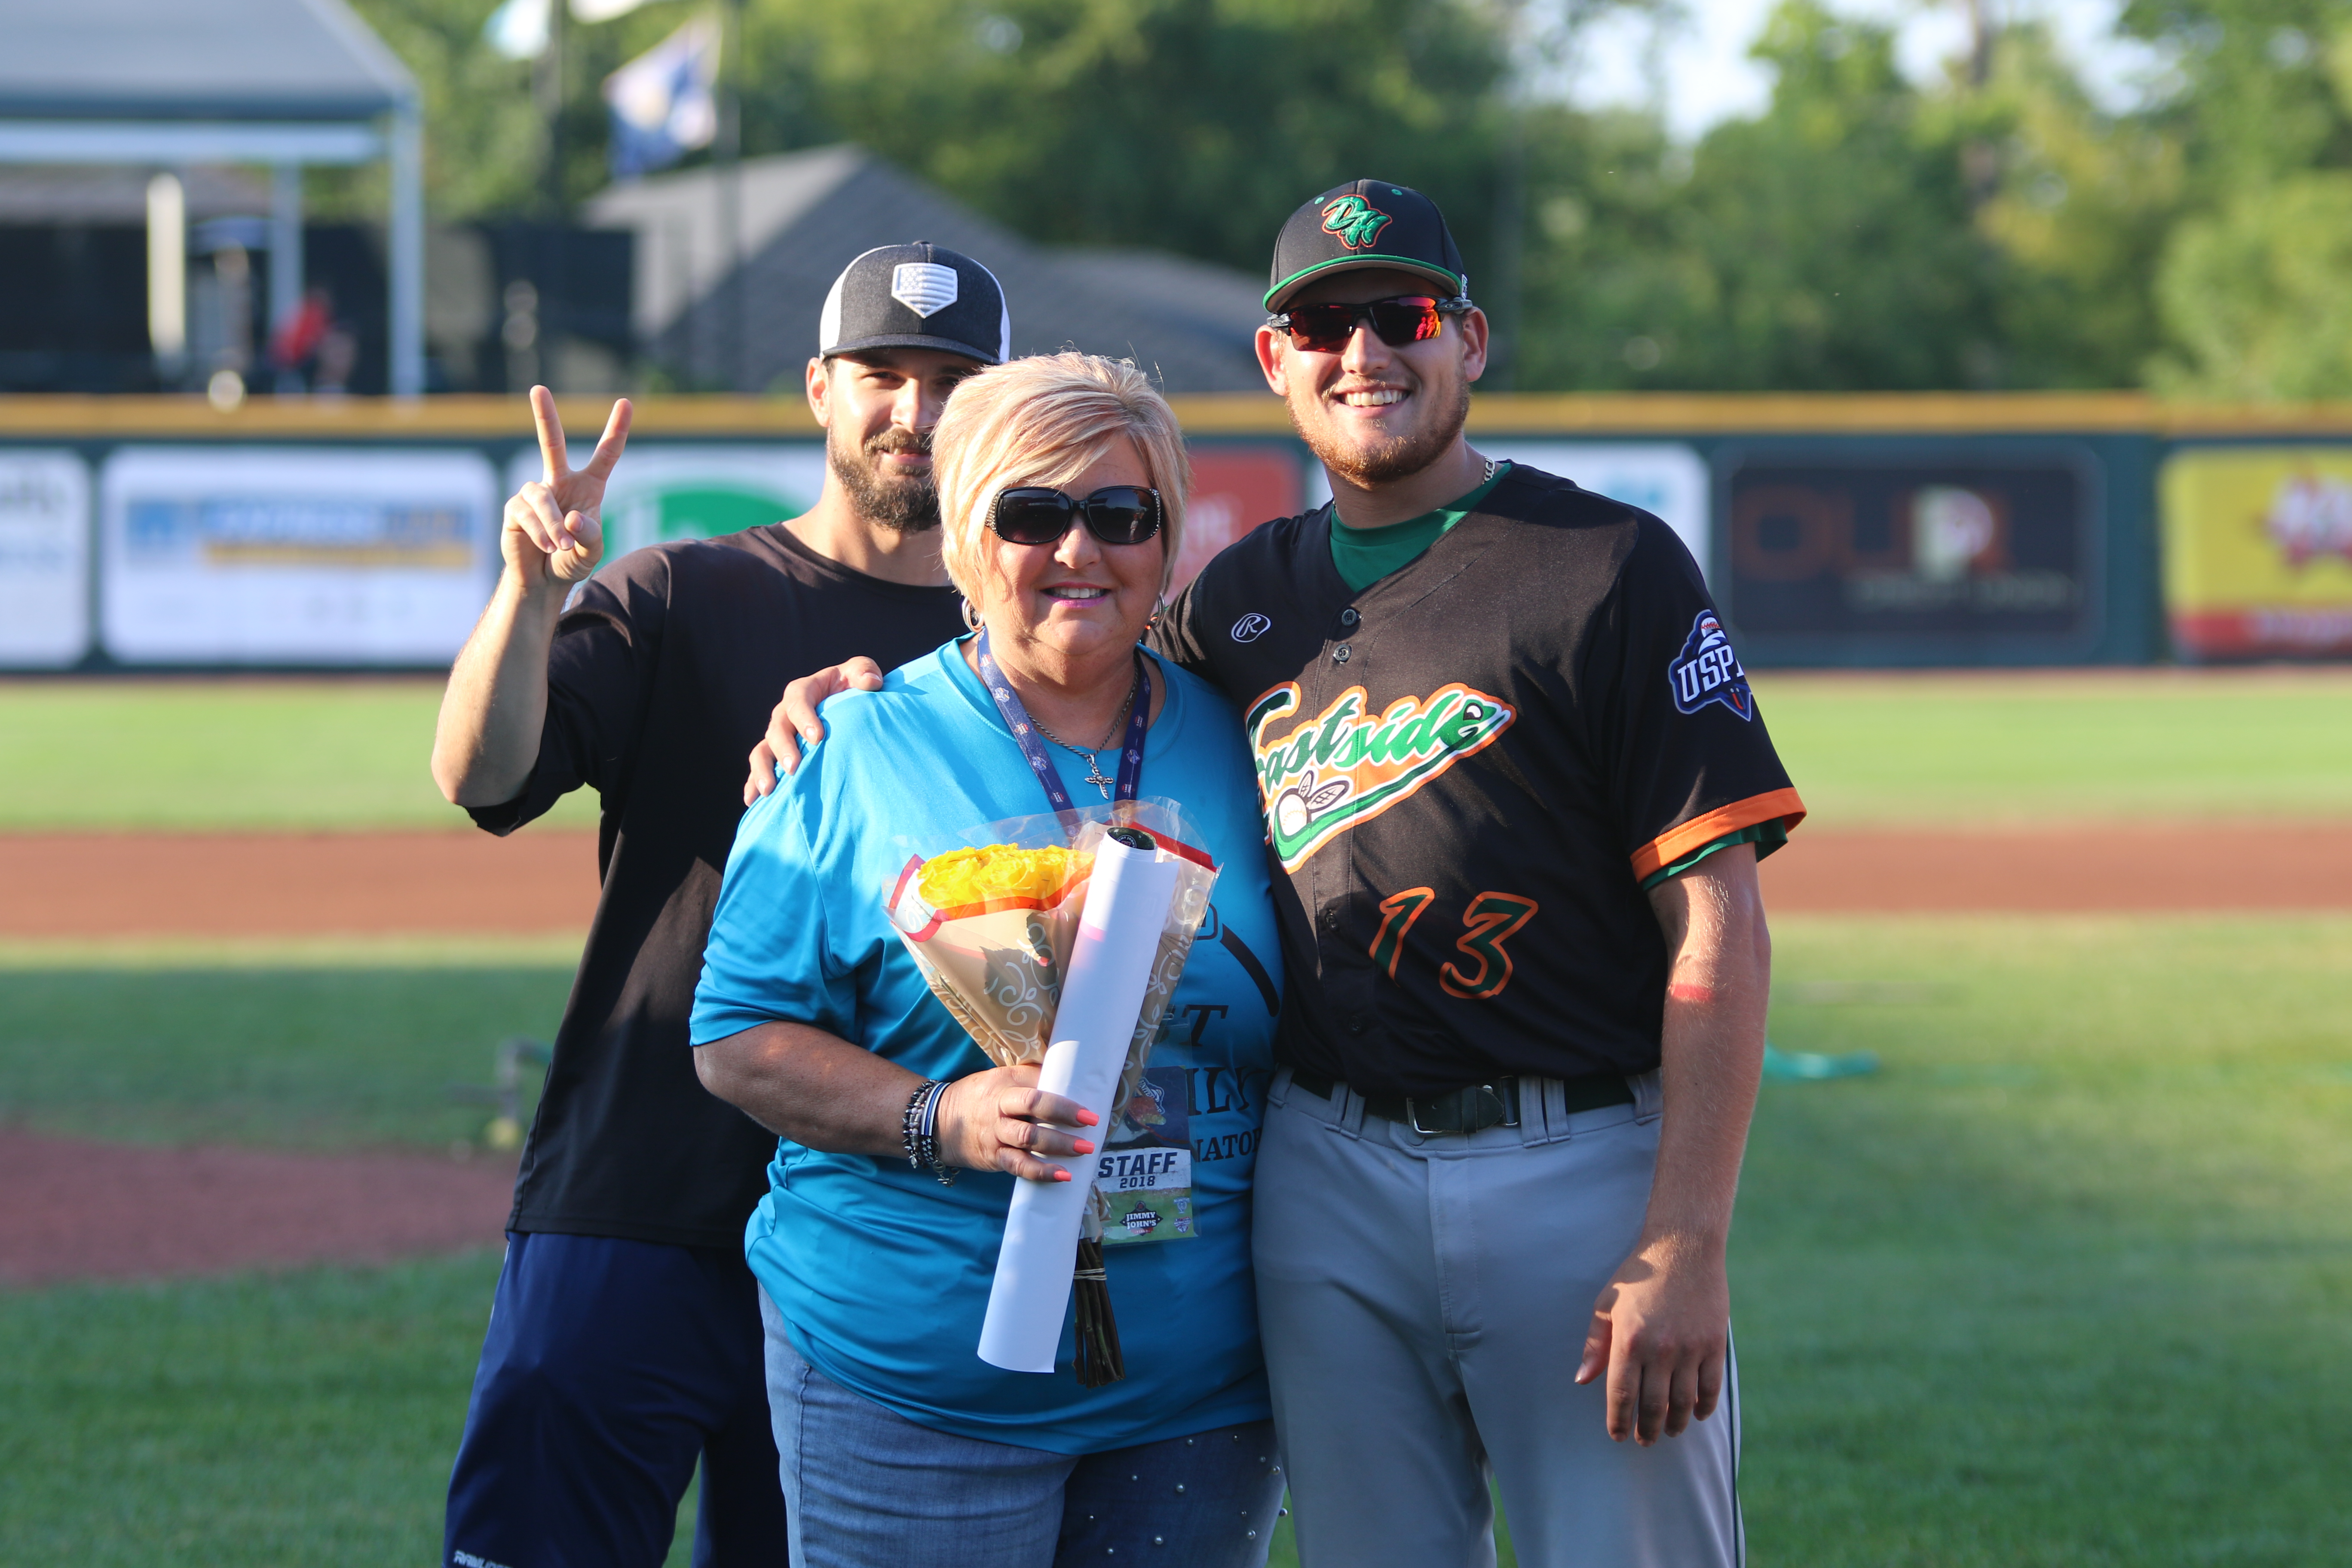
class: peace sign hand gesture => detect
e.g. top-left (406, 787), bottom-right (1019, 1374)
top-left (502, 385), bottom-right (633, 593)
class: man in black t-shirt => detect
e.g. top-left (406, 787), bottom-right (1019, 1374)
top-left (763, 189), bottom-right (1801, 1568)
top-left (428, 245), bottom-right (1005, 1568)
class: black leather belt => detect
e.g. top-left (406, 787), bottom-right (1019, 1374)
top-left (1288, 1066), bottom-right (1633, 1135)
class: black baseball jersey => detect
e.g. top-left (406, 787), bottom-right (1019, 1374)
top-left (1153, 463), bottom-right (1804, 1096)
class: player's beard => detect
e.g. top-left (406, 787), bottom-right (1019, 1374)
top-left (830, 426), bottom-right (940, 533)
top-left (1289, 371), bottom-right (1473, 491)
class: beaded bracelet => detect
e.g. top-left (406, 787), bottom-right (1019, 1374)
top-left (900, 1078), bottom-right (957, 1186)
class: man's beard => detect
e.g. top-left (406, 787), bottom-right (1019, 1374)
top-left (830, 427), bottom-right (940, 533)
top-left (1289, 375), bottom-right (1473, 490)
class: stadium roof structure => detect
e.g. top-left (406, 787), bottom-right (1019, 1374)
top-left (587, 146), bottom-right (1271, 395)
top-left (0, 0), bottom-right (426, 394)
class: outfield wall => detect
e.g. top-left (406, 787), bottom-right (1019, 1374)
top-left (4, 392), bottom-right (2351, 670)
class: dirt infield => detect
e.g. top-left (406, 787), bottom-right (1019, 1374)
top-left (3, 824), bottom-right (2349, 939)
top-left (0, 830), bottom-right (603, 937)
top-left (1759, 823), bottom-right (2352, 913)
top-left (0, 1127), bottom-right (513, 1288)
top-left (5, 821), bottom-right (2346, 1290)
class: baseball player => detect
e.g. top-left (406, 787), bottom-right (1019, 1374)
top-left (759, 186), bottom-right (1802, 1567)
top-left (429, 245), bottom-right (1008, 1567)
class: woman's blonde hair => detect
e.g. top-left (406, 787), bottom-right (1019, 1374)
top-left (932, 352), bottom-right (1190, 603)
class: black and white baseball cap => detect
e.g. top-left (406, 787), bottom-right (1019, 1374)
top-left (818, 242), bottom-right (1010, 365)
top-left (1264, 180), bottom-right (1469, 313)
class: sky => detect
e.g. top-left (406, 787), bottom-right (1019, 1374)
top-left (1558, 0), bottom-right (2168, 141)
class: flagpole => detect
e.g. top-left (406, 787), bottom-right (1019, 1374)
top-left (537, 0), bottom-right (567, 217)
top-left (718, 0), bottom-right (744, 392)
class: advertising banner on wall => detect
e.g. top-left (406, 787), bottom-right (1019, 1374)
top-left (0, 451), bottom-right (92, 668)
top-left (100, 448), bottom-right (501, 665)
top-left (1476, 442), bottom-right (1712, 581)
top-left (506, 444), bottom-right (828, 564)
top-left (1719, 447), bottom-right (2101, 656)
top-left (1173, 445), bottom-right (1306, 591)
top-left (2160, 447), bottom-right (2352, 659)
top-left (535, 440), bottom-right (1308, 595)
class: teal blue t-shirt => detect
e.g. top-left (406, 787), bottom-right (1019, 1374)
top-left (690, 640), bottom-right (1282, 1455)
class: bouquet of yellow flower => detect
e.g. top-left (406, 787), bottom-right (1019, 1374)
top-left (883, 803), bottom-right (1218, 1385)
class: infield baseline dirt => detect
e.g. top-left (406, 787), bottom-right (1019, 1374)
top-left (3, 824), bottom-right (2349, 939)
top-left (6, 822), bottom-right (2346, 1289)
top-left (0, 1127), bottom-right (514, 1289)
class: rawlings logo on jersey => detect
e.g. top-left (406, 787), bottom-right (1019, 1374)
top-left (1669, 610), bottom-right (1754, 720)
top-left (1246, 682), bottom-right (1515, 870)
top-left (1320, 195), bottom-right (1393, 251)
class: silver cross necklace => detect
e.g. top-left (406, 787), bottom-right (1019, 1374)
top-left (1026, 660), bottom-right (1143, 800)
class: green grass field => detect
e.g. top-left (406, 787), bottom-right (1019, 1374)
top-left (1752, 671), bottom-right (2352, 825)
top-left (6, 916), bottom-right (2349, 1564)
top-left (4, 673), bottom-right (2348, 1563)
top-left (0, 679), bottom-right (596, 832)
top-left (5, 669), bottom-right (2350, 832)
top-left (0, 938), bottom-right (579, 1152)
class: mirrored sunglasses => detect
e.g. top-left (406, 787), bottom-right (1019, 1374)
top-left (1268, 295), bottom-right (1474, 355)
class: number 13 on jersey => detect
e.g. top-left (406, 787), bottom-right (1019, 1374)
top-left (1368, 887), bottom-right (1539, 1000)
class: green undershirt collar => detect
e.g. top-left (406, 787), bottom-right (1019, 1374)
top-left (1328, 461), bottom-right (1510, 593)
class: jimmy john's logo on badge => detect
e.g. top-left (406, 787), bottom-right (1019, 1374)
top-left (1246, 682), bottom-right (1515, 870)
top-left (1669, 610), bottom-right (1755, 720)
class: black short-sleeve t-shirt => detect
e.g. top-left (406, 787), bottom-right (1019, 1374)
top-left (469, 524), bottom-right (964, 1248)
top-left (1152, 464), bottom-right (1804, 1097)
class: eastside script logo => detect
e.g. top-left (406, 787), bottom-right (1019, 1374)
top-left (1320, 195), bottom-right (1393, 252)
top-left (1247, 681), bottom-right (1515, 870)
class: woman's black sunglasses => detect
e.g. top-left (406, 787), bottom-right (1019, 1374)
top-left (1268, 295), bottom-right (1475, 355)
top-left (988, 485), bottom-right (1164, 547)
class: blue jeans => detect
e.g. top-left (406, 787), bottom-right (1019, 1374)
top-left (760, 1289), bottom-right (1281, 1568)
top-left (445, 1233), bottom-right (787, 1568)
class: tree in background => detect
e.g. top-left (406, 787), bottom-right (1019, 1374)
top-left (1968, 24), bottom-right (2181, 389)
top-left (1515, 2), bottom-right (2003, 389)
top-left (340, 0), bottom-right (547, 217)
top-left (745, 0), bottom-right (1509, 276)
top-left (329, 0), bottom-right (2352, 397)
top-left (2127, 0), bottom-right (2352, 395)
top-left (2154, 173), bottom-right (2352, 396)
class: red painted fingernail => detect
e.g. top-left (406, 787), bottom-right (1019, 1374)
top-left (1076, 1110), bottom-right (1099, 1126)
top-left (1073, 1141), bottom-right (1095, 1155)
top-left (1052, 1170), bottom-right (1071, 1182)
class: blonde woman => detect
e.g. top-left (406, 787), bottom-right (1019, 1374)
top-left (692, 354), bottom-right (1286, 1568)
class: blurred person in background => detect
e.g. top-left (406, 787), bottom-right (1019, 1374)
top-left (427, 244), bottom-right (1008, 1568)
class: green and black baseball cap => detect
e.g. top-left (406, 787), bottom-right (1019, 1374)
top-left (1264, 179), bottom-right (1469, 314)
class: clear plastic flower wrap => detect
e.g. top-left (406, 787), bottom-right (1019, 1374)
top-left (882, 799), bottom-right (1219, 1385)
top-left (884, 799), bottom-right (1218, 1139)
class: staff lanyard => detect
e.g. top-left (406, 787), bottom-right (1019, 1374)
top-left (974, 627), bottom-right (1149, 817)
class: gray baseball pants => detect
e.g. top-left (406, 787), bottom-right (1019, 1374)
top-left (1252, 1067), bottom-right (1743, 1568)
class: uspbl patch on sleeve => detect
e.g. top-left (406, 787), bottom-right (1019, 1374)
top-left (1669, 611), bottom-right (1755, 720)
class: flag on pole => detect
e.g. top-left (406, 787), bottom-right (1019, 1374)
top-left (603, 16), bottom-right (720, 179)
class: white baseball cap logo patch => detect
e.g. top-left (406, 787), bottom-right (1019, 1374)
top-left (891, 262), bottom-right (959, 318)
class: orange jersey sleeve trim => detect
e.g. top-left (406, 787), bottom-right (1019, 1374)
top-left (1629, 788), bottom-right (1808, 882)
